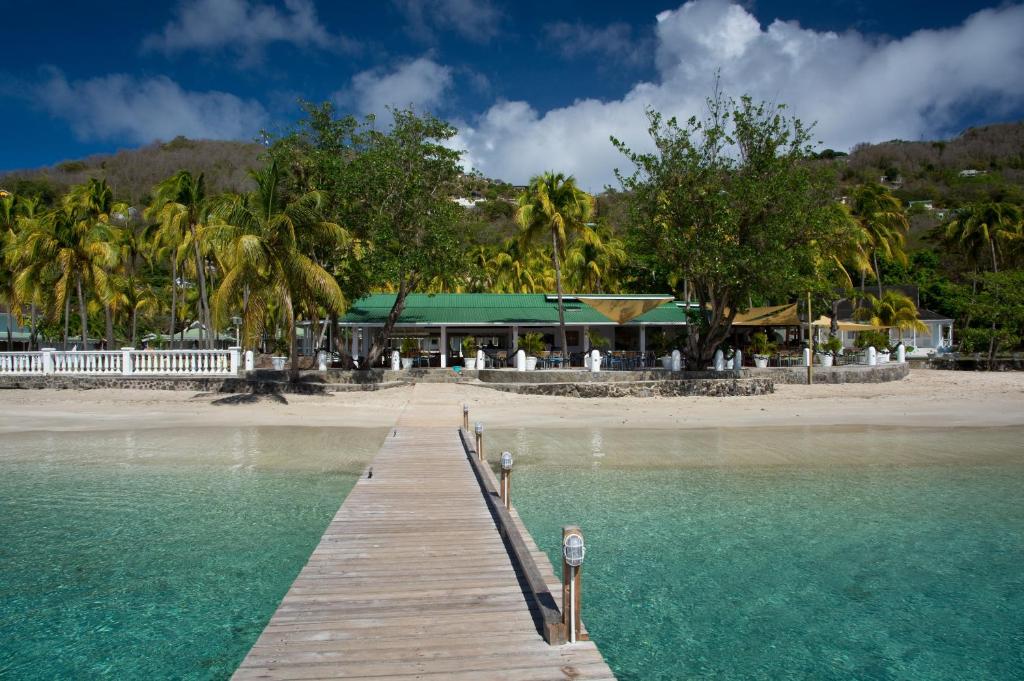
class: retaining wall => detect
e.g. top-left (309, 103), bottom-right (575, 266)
top-left (753, 362), bottom-right (910, 384)
top-left (481, 377), bottom-right (774, 398)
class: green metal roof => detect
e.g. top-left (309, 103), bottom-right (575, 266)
top-left (340, 293), bottom-right (689, 325)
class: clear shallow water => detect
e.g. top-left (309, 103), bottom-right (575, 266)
top-left (0, 427), bottom-right (383, 680)
top-left (492, 426), bottom-right (1024, 681)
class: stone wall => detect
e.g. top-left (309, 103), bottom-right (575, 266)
top-left (0, 374), bottom-right (403, 393)
top-left (753, 362), bottom-right (910, 384)
top-left (481, 378), bottom-right (774, 398)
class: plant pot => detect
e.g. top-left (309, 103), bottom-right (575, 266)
top-left (660, 355), bottom-right (673, 369)
top-left (526, 356), bottom-right (538, 371)
top-left (877, 351), bottom-right (890, 364)
top-left (817, 353), bottom-right (834, 367)
top-left (271, 356), bottom-right (287, 370)
top-left (401, 357), bottom-right (414, 370)
top-left (464, 358), bottom-right (477, 370)
top-left (753, 354), bottom-right (769, 368)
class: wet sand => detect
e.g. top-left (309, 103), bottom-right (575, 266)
top-left (0, 370), bottom-right (1022, 434)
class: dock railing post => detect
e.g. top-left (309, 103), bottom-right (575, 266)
top-left (474, 422), bottom-right (484, 462)
top-left (121, 347), bottom-right (134, 376)
top-left (500, 451), bottom-right (513, 509)
top-left (561, 526), bottom-right (586, 643)
top-left (463, 403), bottom-right (469, 431)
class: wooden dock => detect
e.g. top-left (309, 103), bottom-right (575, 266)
top-left (233, 424), bottom-right (615, 680)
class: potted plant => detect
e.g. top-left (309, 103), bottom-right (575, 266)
top-left (400, 338), bottom-right (418, 370)
top-left (271, 337), bottom-right (289, 371)
top-left (816, 336), bottom-right (843, 367)
top-left (748, 332), bottom-right (776, 368)
top-left (519, 332), bottom-right (545, 370)
top-left (854, 329), bottom-right (890, 362)
top-left (462, 336), bottom-right (479, 369)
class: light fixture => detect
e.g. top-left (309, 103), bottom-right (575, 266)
top-left (563, 532), bottom-right (585, 567)
top-left (500, 451), bottom-right (513, 470)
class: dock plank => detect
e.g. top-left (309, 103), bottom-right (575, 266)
top-left (233, 425), bottom-right (615, 680)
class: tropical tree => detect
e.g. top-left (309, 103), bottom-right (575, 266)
top-left (516, 172), bottom-right (595, 357)
top-left (849, 183), bottom-right (909, 296)
top-left (148, 171), bottom-right (215, 348)
top-left (943, 202), bottom-right (1023, 274)
top-left (853, 291), bottom-right (926, 344)
top-left (564, 223), bottom-right (627, 293)
top-left (210, 161), bottom-right (348, 379)
top-left (615, 92), bottom-right (843, 366)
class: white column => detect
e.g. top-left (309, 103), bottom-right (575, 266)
top-left (229, 346), bottom-right (240, 374)
top-left (121, 347), bottom-right (135, 376)
top-left (671, 349), bottom-right (682, 372)
top-left (590, 349), bottom-right (601, 373)
top-left (867, 346), bottom-right (877, 366)
top-left (350, 326), bottom-right (358, 359)
top-left (583, 325), bottom-right (589, 352)
top-left (512, 325), bottom-right (519, 350)
top-left (714, 349), bottom-right (725, 371)
top-left (440, 326), bottom-right (447, 368)
top-left (639, 326), bottom-right (646, 353)
top-left (42, 348), bottom-right (55, 375)
top-left (802, 347), bottom-right (811, 367)
top-left (515, 349), bottom-right (526, 371)
top-left (244, 350), bottom-right (254, 371)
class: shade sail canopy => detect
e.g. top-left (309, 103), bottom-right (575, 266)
top-left (811, 315), bottom-right (886, 331)
top-left (731, 304), bottom-right (801, 327)
top-left (576, 296), bottom-right (674, 324)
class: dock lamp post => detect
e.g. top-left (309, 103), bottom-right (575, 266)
top-left (474, 422), bottom-right (484, 462)
top-left (562, 526), bottom-right (586, 643)
top-left (463, 403), bottom-right (469, 430)
top-left (500, 451), bottom-right (514, 509)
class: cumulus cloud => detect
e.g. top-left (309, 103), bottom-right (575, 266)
top-left (543, 21), bottom-right (651, 67)
top-left (36, 69), bottom-right (268, 143)
top-left (337, 57), bottom-right (453, 121)
top-left (392, 0), bottom-right (503, 44)
top-left (143, 0), bottom-right (358, 63)
top-left (456, 0), bottom-right (1024, 191)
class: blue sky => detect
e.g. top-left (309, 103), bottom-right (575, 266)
top-left (2, 0), bottom-right (1023, 190)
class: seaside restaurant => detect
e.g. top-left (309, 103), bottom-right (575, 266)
top-left (338, 293), bottom-right (691, 368)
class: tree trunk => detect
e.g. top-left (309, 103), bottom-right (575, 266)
top-left (830, 299), bottom-right (840, 338)
top-left (63, 293), bottom-right (71, 350)
top-left (288, 298), bottom-right (300, 382)
top-left (988, 239), bottom-right (998, 370)
top-left (169, 257), bottom-right (177, 350)
top-left (189, 225), bottom-right (213, 349)
top-left (365, 276), bottom-right (415, 368)
top-left (105, 304), bottom-right (114, 349)
top-left (874, 253), bottom-right (882, 298)
top-left (76, 275), bottom-right (89, 350)
top-left (131, 306), bottom-right (138, 348)
top-left (30, 303), bottom-right (37, 350)
top-left (552, 230), bottom-right (569, 360)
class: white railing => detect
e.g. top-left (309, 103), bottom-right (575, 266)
top-left (0, 347), bottom-right (240, 377)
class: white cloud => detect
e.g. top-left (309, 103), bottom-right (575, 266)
top-left (143, 0), bottom-right (358, 63)
top-left (37, 69), bottom-right (268, 143)
top-left (392, 0), bottom-right (503, 44)
top-left (456, 0), bottom-right (1024, 191)
top-left (338, 58), bottom-right (453, 121)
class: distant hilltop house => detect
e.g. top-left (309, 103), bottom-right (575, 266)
top-left (906, 200), bottom-right (935, 211)
top-left (452, 197), bottom-right (485, 208)
top-left (958, 169), bottom-right (988, 177)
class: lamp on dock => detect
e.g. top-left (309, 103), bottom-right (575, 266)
top-left (463, 403), bottom-right (469, 430)
top-left (474, 422), bottom-right (484, 462)
top-left (500, 451), bottom-right (514, 509)
top-left (562, 526), bottom-right (587, 644)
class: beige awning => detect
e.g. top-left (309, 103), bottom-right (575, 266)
top-left (731, 303), bottom-right (801, 327)
top-left (577, 296), bottom-right (673, 324)
top-left (811, 315), bottom-right (885, 331)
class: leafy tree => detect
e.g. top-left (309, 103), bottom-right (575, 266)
top-left (614, 92), bottom-right (846, 366)
top-left (516, 172), bottom-right (595, 357)
top-left (564, 223), bottom-right (627, 293)
top-left (853, 291), bottom-right (926, 344)
top-left (943, 202), bottom-right (1023, 274)
top-left (211, 161), bottom-right (348, 378)
top-left (348, 109), bottom-right (465, 367)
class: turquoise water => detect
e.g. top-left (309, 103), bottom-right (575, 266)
top-left (0, 427), bottom-right (383, 680)
top-left (494, 427), bottom-right (1024, 681)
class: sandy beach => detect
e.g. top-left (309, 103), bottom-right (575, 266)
top-left (1, 370), bottom-right (1022, 434)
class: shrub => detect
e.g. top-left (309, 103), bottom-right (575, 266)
top-left (749, 332), bottom-right (777, 356)
top-left (519, 332), bottom-right (545, 356)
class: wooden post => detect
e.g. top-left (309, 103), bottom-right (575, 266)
top-left (474, 422), bottom-right (483, 462)
top-left (807, 291), bottom-right (814, 386)
top-left (500, 451), bottom-right (513, 509)
top-left (462, 403), bottom-right (469, 430)
top-left (561, 525), bottom-right (587, 643)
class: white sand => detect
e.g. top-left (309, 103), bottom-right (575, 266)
top-left (1, 370), bottom-right (1022, 434)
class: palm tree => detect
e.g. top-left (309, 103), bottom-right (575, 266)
top-left (210, 161), bottom-right (348, 379)
top-left (944, 202), bottom-right (1023, 275)
top-left (564, 223), bottom-right (627, 293)
top-left (849, 183), bottom-right (909, 297)
top-left (516, 172), bottom-right (594, 357)
top-left (854, 291), bottom-right (926, 343)
top-left (149, 171), bottom-right (215, 349)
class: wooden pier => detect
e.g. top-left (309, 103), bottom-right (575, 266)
top-left (233, 422), bottom-right (615, 680)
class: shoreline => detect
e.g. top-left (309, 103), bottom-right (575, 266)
top-left (1, 370), bottom-right (1022, 435)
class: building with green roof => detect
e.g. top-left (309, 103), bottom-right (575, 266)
top-left (338, 293), bottom-right (690, 367)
